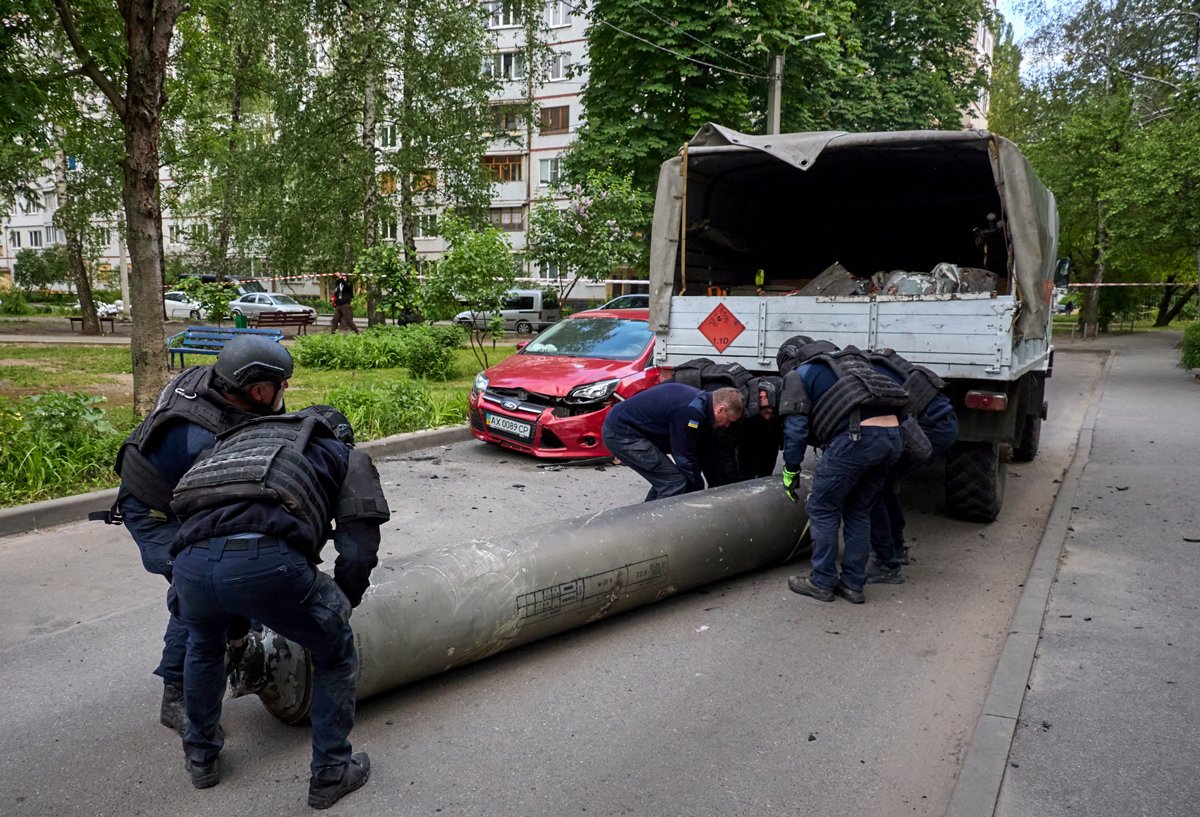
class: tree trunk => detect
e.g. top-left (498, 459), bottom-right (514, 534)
top-left (1081, 211), bottom-right (1107, 339)
top-left (53, 147), bottom-right (100, 334)
top-left (360, 41), bottom-right (385, 327)
top-left (122, 0), bottom-right (180, 416)
top-left (216, 43), bottom-right (252, 282)
top-left (1152, 276), bottom-right (1177, 326)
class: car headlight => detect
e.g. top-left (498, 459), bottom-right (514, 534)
top-left (472, 372), bottom-right (489, 394)
top-left (566, 378), bottom-right (620, 403)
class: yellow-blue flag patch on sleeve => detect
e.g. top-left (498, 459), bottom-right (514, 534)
top-left (687, 419), bottom-right (700, 429)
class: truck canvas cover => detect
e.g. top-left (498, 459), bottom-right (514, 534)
top-left (649, 123), bottom-right (1059, 342)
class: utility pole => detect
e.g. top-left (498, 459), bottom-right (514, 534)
top-left (766, 55), bottom-right (784, 135)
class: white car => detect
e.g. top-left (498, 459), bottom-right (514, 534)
top-left (598, 294), bottom-right (649, 310)
top-left (164, 291), bottom-right (205, 320)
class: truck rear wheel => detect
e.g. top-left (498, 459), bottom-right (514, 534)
top-left (1012, 414), bottom-right (1042, 462)
top-left (945, 441), bottom-right (1006, 522)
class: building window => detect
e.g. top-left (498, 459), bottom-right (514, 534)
top-left (488, 51), bottom-right (525, 80)
top-left (22, 196), bottom-right (44, 215)
top-left (380, 171), bottom-right (397, 195)
top-left (28, 230), bottom-right (42, 248)
top-left (491, 104), bottom-right (524, 132)
top-left (538, 260), bottom-right (562, 279)
top-left (540, 105), bottom-right (569, 134)
top-left (484, 155), bottom-right (523, 182)
top-left (489, 206), bottom-right (524, 232)
top-left (414, 213), bottom-right (438, 238)
top-left (379, 123), bottom-right (398, 148)
top-left (383, 220), bottom-right (398, 241)
top-left (43, 192), bottom-right (57, 211)
top-left (9, 231), bottom-right (20, 249)
top-left (414, 168), bottom-right (437, 193)
top-left (483, 0), bottom-right (519, 28)
top-left (547, 53), bottom-right (570, 81)
top-left (45, 227), bottom-right (58, 244)
top-left (545, 0), bottom-right (571, 27)
top-left (93, 227), bottom-right (111, 247)
top-left (539, 157), bottom-right (562, 186)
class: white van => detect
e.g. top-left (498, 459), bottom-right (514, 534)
top-left (454, 289), bottom-right (561, 333)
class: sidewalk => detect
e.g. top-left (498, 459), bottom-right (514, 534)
top-left (950, 329), bottom-right (1200, 817)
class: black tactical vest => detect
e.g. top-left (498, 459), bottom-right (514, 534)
top-left (808, 347), bottom-right (909, 445)
top-left (115, 367), bottom-right (257, 511)
top-left (869, 349), bottom-right (946, 418)
top-left (170, 414), bottom-right (336, 556)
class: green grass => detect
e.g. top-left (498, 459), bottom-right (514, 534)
top-left (0, 339), bottom-right (519, 508)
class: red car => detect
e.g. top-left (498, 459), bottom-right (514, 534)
top-left (468, 308), bottom-right (661, 458)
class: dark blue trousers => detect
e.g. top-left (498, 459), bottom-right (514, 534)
top-left (602, 429), bottom-right (692, 502)
top-left (121, 496), bottom-right (187, 688)
top-left (870, 423), bottom-right (958, 564)
top-left (172, 537), bottom-right (358, 779)
top-left (806, 427), bottom-right (902, 592)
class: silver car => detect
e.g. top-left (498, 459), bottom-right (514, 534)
top-left (228, 292), bottom-right (317, 319)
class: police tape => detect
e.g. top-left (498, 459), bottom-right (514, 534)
top-left (1067, 282), bottom-right (1198, 287)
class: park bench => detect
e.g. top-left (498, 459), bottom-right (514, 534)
top-left (249, 310), bottom-right (317, 335)
top-left (69, 315), bottom-right (116, 334)
top-left (167, 326), bottom-right (285, 370)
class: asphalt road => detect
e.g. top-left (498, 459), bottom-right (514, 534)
top-left (0, 349), bottom-right (1105, 817)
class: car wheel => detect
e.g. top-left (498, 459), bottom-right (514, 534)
top-left (515, 320), bottom-right (533, 334)
top-left (189, 309), bottom-right (201, 320)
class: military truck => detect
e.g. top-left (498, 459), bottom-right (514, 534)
top-left (649, 124), bottom-right (1066, 522)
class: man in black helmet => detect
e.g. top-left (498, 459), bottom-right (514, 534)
top-left (776, 336), bottom-right (905, 604)
top-left (111, 334), bottom-right (293, 734)
top-left (168, 404), bottom-right (389, 809)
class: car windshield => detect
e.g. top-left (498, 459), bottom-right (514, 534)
top-left (271, 295), bottom-right (300, 305)
top-left (523, 317), bottom-right (651, 361)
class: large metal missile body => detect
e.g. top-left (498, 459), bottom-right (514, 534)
top-left (230, 473), bottom-right (813, 722)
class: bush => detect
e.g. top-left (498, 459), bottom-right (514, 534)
top-left (0, 291), bottom-right (32, 315)
top-left (1182, 322), bottom-right (1200, 369)
top-left (325, 381), bottom-right (466, 439)
top-left (292, 324), bottom-right (458, 380)
top-left (0, 392), bottom-right (127, 505)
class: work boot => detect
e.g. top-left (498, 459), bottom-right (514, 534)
top-left (185, 756), bottom-right (220, 789)
top-left (160, 683), bottom-right (186, 735)
top-left (833, 582), bottom-right (866, 604)
top-left (787, 574), bottom-right (834, 602)
top-left (308, 752), bottom-right (371, 810)
top-left (866, 561), bottom-right (905, 584)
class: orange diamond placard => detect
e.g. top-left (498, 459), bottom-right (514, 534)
top-left (698, 303), bottom-right (745, 353)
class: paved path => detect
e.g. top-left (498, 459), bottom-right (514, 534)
top-left (991, 330), bottom-right (1200, 817)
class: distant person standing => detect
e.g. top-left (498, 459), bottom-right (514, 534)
top-left (330, 272), bottom-right (360, 334)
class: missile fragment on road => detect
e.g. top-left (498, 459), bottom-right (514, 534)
top-left (230, 474), bottom-right (813, 723)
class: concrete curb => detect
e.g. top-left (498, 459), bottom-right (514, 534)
top-left (0, 424), bottom-right (473, 538)
top-left (942, 350), bottom-right (1114, 817)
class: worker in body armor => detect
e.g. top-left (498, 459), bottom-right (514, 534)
top-left (602, 382), bottom-right (745, 501)
top-left (778, 336), bottom-right (906, 604)
top-left (111, 335), bottom-right (294, 734)
top-left (168, 404), bottom-right (390, 808)
top-left (864, 349), bottom-right (959, 582)
top-left (704, 376), bottom-right (784, 487)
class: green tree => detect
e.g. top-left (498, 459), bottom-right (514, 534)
top-left (14, 245), bottom-right (69, 292)
top-left (421, 215), bottom-right (518, 368)
top-left (355, 244), bottom-right (421, 324)
top-left (526, 169), bottom-right (649, 299)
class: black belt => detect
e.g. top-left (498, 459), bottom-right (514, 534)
top-left (191, 535), bottom-right (283, 552)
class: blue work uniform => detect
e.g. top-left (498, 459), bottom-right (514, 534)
top-left (782, 361), bottom-right (902, 593)
top-left (602, 383), bottom-right (714, 501)
top-left (120, 420), bottom-right (217, 688)
top-left (170, 435), bottom-right (381, 781)
top-left (870, 366), bottom-right (959, 565)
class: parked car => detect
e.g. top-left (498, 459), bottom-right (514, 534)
top-left (228, 292), bottom-right (318, 319)
top-left (598, 293), bottom-right (649, 310)
top-left (74, 300), bottom-right (123, 318)
top-left (454, 288), bottom-right (560, 333)
top-left (163, 291), bottom-right (205, 320)
top-left (468, 308), bottom-right (661, 458)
